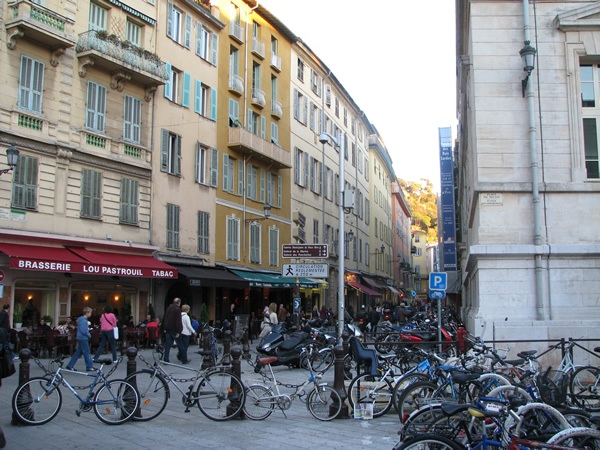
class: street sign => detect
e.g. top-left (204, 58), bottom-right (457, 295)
top-left (282, 244), bottom-right (328, 258)
top-left (429, 289), bottom-right (446, 299)
top-left (429, 272), bottom-right (448, 291)
top-left (282, 263), bottom-right (328, 278)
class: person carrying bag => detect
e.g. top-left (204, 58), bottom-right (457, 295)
top-left (93, 305), bottom-right (119, 363)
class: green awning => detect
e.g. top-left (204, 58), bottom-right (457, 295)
top-left (229, 269), bottom-right (321, 288)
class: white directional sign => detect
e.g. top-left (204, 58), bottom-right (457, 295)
top-left (282, 263), bottom-right (328, 278)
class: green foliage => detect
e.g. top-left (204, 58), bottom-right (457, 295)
top-left (399, 178), bottom-right (438, 243)
top-left (13, 302), bottom-right (23, 323)
top-left (199, 303), bottom-right (209, 325)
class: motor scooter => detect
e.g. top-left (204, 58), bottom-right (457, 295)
top-left (254, 323), bottom-right (314, 371)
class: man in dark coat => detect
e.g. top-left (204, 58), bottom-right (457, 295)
top-left (162, 298), bottom-right (186, 363)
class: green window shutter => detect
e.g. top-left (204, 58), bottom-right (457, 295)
top-left (160, 129), bottom-right (169, 172)
top-left (184, 14), bottom-right (192, 48)
top-left (222, 153), bottom-right (229, 191)
top-left (166, 1), bottom-right (173, 39)
top-left (182, 72), bottom-right (191, 107)
top-left (211, 33), bottom-right (218, 65)
top-left (210, 148), bottom-right (218, 187)
top-left (175, 134), bottom-right (182, 176)
top-left (210, 88), bottom-right (217, 120)
top-left (194, 79), bottom-right (201, 113)
top-left (164, 62), bottom-right (172, 100)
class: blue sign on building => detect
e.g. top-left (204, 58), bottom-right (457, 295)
top-left (439, 127), bottom-right (457, 271)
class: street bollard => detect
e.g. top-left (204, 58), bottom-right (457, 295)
top-left (201, 325), bottom-right (212, 370)
top-left (221, 329), bottom-right (232, 366)
top-left (124, 346), bottom-right (140, 418)
top-left (227, 347), bottom-right (244, 419)
top-left (12, 348), bottom-right (32, 425)
top-left (242, 327), bottom-right (251, 361)
top-left (332, 345), bottom-right (349, 419)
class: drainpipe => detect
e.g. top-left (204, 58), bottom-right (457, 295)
top-left (522, 0), bottom-right (544, 321)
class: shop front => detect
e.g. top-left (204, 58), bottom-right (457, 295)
top-left (0, 240), bottom-right (178, 328)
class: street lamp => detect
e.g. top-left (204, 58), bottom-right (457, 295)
top-left (244, 203), bottom-right (271, 223)
top-left (0, 146), bottom-right (19, 176)
top-left (520, 40), bottom-right (536, 97)
top-left (319, 131), bottom-right (346, 339)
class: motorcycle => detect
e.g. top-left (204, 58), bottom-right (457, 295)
top-left (254, 323), bottom-right (314, 371)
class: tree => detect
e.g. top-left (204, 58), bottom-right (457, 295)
top-left (399, 178), bottom-right (438, 243)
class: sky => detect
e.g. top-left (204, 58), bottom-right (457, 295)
top-left (258, 0), bottom-right (457, 192)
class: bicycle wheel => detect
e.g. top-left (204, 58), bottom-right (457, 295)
top-left (307, 384), bottom-right (341, 421)
top-left (195, 369), bottom-right (245, 421)
top-left (570, 365), bottom-right (600, 411)
top-left (347, 373), bottom-right (395, 417)
top-left (12, 377), bottom-right (62, 425)
top-left (392, 373), bottom-right (431, 415)
top-left (93, 379), bottom-right (140, 425)
top-left (126, 369), bottom-right (170, 421)
top-left (399, 403), bottom-right (445, 441)
top-left (344, 353), bottom-right (357, 380)
top-left (397, 381), bottom-right (439, 421)
top-left (505, 402), bottom-right (571, 443)
top-left (311, 347), bottom-right (335, 373)
top-left (395, 433), bottom-right (465, 450)
top-left (243, 385), bottom-right (274, 420)
top-left (546, 426), bottom-right (600, 449)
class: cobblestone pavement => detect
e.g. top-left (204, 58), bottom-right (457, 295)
top-left (0, 347), bottom-right (401, 450)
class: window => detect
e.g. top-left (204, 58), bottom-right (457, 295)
top-left (311, 70), bottom-right (322, 96)
top-left (580, 64), bottom-right (600, 178)
top-left (196, 23), bottom-right (218, 65)
top-left (325, 85), bottom-right (331, 106)
top-left (230, 46), bottom-right (239, 77)
top-left (277, 176), bottom-right (282, 208)
top-left (335, 97), bottom-right (340, 117)
top-left (237, 160), bottom-right (243, 195)
top-left (249, 222), bottom-right (260, 264)
top-left (271, 122), bottom-right (279, 145)
top-left (166, 1), bottom-right (190, 47)
top-left (267, 172), bottom-right (275, 206)
top-left (226, 216), bottom-right (240, 260)
top-left (195, 142), bottom-right (208, 184)
top-left (210, 147), bottom-right (218, 187)
top-left (194, 80), bottom-right (209, 116)
top-left (12, 154), bottom-right (38, 210)
top-left (81, 169), bottom-right (102, 219)
top-left (164, 65), bottom-right (190, 107)
top-left (120, 178), bottom-right (138, 225)
top-left (310, 157), bottom-right (321, 194)
top-left (297, 58), bottom-right (304, 82)
top-left (160, 129), bottom-right (181, 175)
top-left (123, 95), bottom-right (141, 143)
top-left (223, 154), bottom-right (235, 193)
top-left (247, 164), bottom-right (257, 200)
top-left (229, 98), bottom-right (240, 126)
top-left (89, 2), bottom-right (107, 31)
top-left (18, 56), bottom-right (44, 114)
top-left (126, 20), bottom-right (141, 46)
top-left (269, 227), bottom-right (279, 266)
top-left (248, 110), bottom-right (260, 135)
top-left (197, 211), bottom-right (209, 254)
top-left (293, 89), bottom-right (307, 125)
top-left (294, 148), bottom-right (309, 187)
top-left (167, 203), bottom-right (180, 250)
top-left (313, 219), bottom-right (319, 244)
top-left (85, 81), bottom-right (106, 132)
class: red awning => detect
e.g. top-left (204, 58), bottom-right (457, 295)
top-left (0, 243), bottom-right (178, 279)
top-left (346, 282), bottom-right (382, 296)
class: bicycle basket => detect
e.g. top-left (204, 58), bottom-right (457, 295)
top-left (537, 370), bottom-right (568, 406)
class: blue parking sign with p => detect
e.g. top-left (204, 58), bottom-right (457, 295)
top-left (429, 272), bottom-right (447, 291)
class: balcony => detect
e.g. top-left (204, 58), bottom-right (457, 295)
top-left (251, 88), bottom-right (266, 108)
top-left (228, 73), bottom-right (244, 95)
top-left (76, 31), bottom-right (168, 92)
top-left (228, 126), bottom-right (291, 169)
top-left (252, 37), bottom-right (265, 59)
top-left (5, 0), bottom-right (76, 63)
top-left (270, 52), bottom-right (282, 72)
top-left (229, 20), bottom-right (244, 43)
top-left (271, 100), bottom-right (283, 119)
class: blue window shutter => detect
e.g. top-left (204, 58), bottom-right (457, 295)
top-left (182, 72), bottom-right (191, 108)
top-left (184, 14), bottom-right (192, 48)
top-left (194, 79), bottom-right (201, 113)
top-left (164, 62), bottom-right (172, 100)
top-left (210, 88), bottom-right (217, 120)
top-left (211, 33), bottom-right (218, 65)
top-left (160, 129), bottom-right (169, 172)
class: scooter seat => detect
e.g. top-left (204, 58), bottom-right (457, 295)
top-left (279, 332), bottom-right (309, 350)
top-left (258, 356), bottom-right (278, 365)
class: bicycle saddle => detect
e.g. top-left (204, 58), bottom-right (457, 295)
top-left (258, 356), bottom-right (278, 365)
top-left (96, 358), bottom-right (112, 365)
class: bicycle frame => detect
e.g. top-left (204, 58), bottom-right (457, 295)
top-left (48, 365), bottom-right (113, 407)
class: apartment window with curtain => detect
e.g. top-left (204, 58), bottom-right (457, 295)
top-left (12, 155), bottom-right (38, 210)
top-left (81, 169), bottom-right (102, 219)
top-left (226, 216), bottom-right (240, 260)
top-left (249, 222), bottom-right (261, 264)
top-left (166, 0), bottom-right (190, 47)
top-left (222, 154), bottom-right (235, 193)
top-left (247, 164), bottom-right (257, 200)
top-left (126, 20), bottom-right (141, 46)
top-left (297, 58), bottom-right (304, 82)
top-left (85, 81), bottom-right (106, 132)
top-left (160, 129), bottom-right (181, 175)
top-left (18, 56), bottom-right (44, 114)
top-left (196, 23), bottom-right (218, 65)
top-left (580, 64), bottom-right (600, 179)
top-left (197, 211), bottom-right (209, 254)
top-left (123, 95), bottom-right (141, 143)
top-left (269, 227), bottom-right (279, 266)
top-left (89, 2), bottom-right (107, 31)
top-left (167, 203), bottom-right (180, 250)
top-left (120, 178), bottom-right (138, 225)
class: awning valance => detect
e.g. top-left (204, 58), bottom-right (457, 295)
top-left (177, 266), bottom-right (248, 288)
top-left (387, 286), bottom-right (400, 295)
top-left (0, 243), bottom-right (178, 278)
top-left (363, 276), bottom-right (387, 290)
top-left (346, 282), bottom-right (382, 296)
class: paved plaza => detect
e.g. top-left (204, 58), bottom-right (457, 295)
top-left (0, 347), bottom-right (401, 449)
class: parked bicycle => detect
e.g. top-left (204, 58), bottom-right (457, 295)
top-left (126, 345), bottom-right (245, 421)
top-left (12, 357), bottom-right (138, 425)
top-left (243, 345), bottom-right (342, 421)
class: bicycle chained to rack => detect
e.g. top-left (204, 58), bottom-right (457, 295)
top-left (243, 344), bottom-right (342, 421)
top-left (125, 345), bottom-right (245, 421)
top-left (12, 355), bottom-right (139, 425)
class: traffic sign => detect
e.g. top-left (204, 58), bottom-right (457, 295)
top-left (429, 272), bottom-right (447, 291)
top-left (282, 263), bottom-right (328, 278)
top-left (282, 244), bottom-right (328, 258)
top-left (429, 289), bottom-right (446, 299)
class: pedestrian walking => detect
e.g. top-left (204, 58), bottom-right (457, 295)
top-left (93, 305), bottom-right (118, 363)
top-left (162, 298), bottom-right (185, 363)
top-left (66, 307), bottom-right (94, 371)
top-left (178, 304), bottom-right (195, 363)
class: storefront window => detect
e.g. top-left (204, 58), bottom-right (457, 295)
top-left (14, 280), bottom-right (57, 328)
top-left (70, 281), bottom-right (137, 326)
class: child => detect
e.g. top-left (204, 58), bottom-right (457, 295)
top-left (66, 307), bottom-right (94, 371)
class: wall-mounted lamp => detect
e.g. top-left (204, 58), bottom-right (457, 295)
top-left (345, 230), bottom-right (354, 243)
top-left (245, 204), bottom-right (271, 223)
top-left (519, 40), bottom-right (536, 97)
top-left (0, 146), bottom-right (19, 176)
